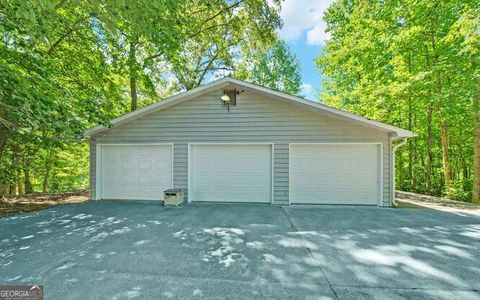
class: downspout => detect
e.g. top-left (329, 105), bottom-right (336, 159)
top-left (391, 137), bottom-right (408, 206)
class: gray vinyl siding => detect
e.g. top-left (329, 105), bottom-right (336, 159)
top-left (92, 89), bottom-right (393, 206)
top-left (274, 144), bottom-right (289, 205)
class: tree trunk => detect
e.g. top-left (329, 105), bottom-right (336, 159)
top-left (24, 159), bottom-right (33, 194)
top-left (0, 103), bottom-right (9, 160)
top-left (409, 142), bottom-right (416, 190)
top-left (42, 154), bottom-right (51, 193)
top-left (14, 147), bottom-right (23, 195)
top-left (0, 135), bottom-right (7, 161)
top-left (9, 184), bottom-right (16, 195)
top-left (472, 70), bottom-right (480, 204)
top-left (426, 104), bottom-right (434, 193)
top-left (407, 81), bottom-right (415, 190)
top-left (17, 177), bottom-right (23, 195)
top-left (440, 119), bottom-right (452, 188)
top-left (129, 41), bottom-right (138, 112)
top-left (0, 183), bottom-right (7, 196)
top-left (397, 149), bottom-right (404, 189)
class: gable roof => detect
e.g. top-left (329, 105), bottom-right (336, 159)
top-left (85, 77), bottom-right (415, 138)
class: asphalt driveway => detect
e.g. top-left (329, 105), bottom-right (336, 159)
top-left (1, 202), bottom-right (479, 299)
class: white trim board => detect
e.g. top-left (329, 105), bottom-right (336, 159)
top-left (85, 77), bottom-right (415, 139)
top-left (95, 143), bottom-right (174, 201)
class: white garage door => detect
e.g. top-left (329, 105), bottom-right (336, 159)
top-left (99, 144), bottom-right (172, 200)
top-left (190, 144), bottom-right (272, 203)
top-left (290, 144), bottom-right (380, 205)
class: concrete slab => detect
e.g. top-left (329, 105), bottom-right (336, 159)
top-left (43, 269), bottom-right (336, 299)
top-left (1, 201), bottom-right (479, 299)
top-left (334, 286), bottom-right (480, 300)
top-left (285, 205), bottom-right (480, 291)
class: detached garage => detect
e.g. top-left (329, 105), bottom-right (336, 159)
top-left (86, 77), bottom-right (414, 206)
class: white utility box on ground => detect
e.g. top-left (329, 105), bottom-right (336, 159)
top-left (164, 189), bottom-right (184, 207)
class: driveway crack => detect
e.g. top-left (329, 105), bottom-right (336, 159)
top-left (281, 206), bottom-right (339, 300)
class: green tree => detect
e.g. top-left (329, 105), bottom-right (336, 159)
top-left (0, 0), bottom-right (122, 195)
top-left (165, 0), bottom-right (283, 91)
top-left (446, 7), bottom-right (480, 203)
top-left (248, 40), bottom-right (302, 95)
top-left (0, 0), bottom-right (286, 196)
top-left (96, 0), bottom-right (282, 110)
top-left (317, 0), bottom-right (478, 202)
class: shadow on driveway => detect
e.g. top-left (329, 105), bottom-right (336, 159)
top-left (0, 201), bottom-right (479, 299)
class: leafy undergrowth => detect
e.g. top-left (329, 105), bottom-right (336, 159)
top-left (0, 190), bottom-right (89, 217)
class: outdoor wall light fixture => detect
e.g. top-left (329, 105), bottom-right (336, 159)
top-left (221, 93), bottom-right (231, 103)
top-left (221, 89), bottom-right (236, 112)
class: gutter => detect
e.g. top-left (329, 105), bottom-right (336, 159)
top-left (391, 137), bottom-right (408, 206)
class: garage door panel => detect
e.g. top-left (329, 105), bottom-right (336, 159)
top-left (138, 174), bottom-right (154, 185)
top-left (190, 144), bottom-right (272, 203)
top-left (194, 188), bottom-right (270, 203)
top-left (121, 159), bottom-right (136, 171)
top-left (104, 159), bottom-right (120, 171)
top-left (138, 160), bottom-right (152, 171)
top-left (316, 176), bottom-right (332, 188)
top-left (292, 176), bottom-right (315, 187)
top-left (290, 144), bottom-right (380, 205)
top-left (107, 147), bottom-right (121, 158)
top-left (336, 161), bottom-right (352, 173)
top-left (334, 191), bottom-right (352, 202)
top-left (332, 175), bottom-right (353, 189)
top-left (100, 145), bottom-right (172, 201)
top-left (102, 186), bottom-right (119, 197)
top-left (317, 191), bottom-right (332, 200)
top-left (332, 146), bottom-right (352, 158)
top-left (103, 174), bottom-right (117, 184)
top-left (354, 175), bottom-right (376, 186)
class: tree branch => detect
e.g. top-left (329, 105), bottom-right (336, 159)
top-left (190, 0), bottom-right (223, 16)
top-left (189, 0), bottom-right (244, 38)
top-left (47, 17), bottom-right (87, 55)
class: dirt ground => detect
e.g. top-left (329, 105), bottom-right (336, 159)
top-left (396, 190), bottom-right (480, 216)
top-left (0, 190), bottom-right (89, 216)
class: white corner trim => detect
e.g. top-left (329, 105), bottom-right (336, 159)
top-left (271, 143), bottom-right (275, 205)
top-left (95, 144), bottom-right (102, 200)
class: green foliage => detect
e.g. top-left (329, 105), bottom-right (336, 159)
top-left (445, 178), bottom-right (473, 202)
top-left (0, 0), bottom-right (288, 195)
top-left (248, 40), bottom-right (302, 95)
top-left (165, 0), bottom-right (283, 91)
top-left (317, 0), bottom-right (480, 201)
